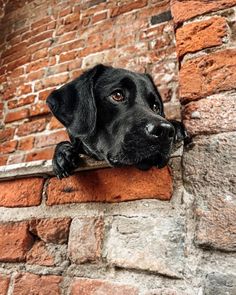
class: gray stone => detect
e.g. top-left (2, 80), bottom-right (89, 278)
top-left (103, 215), bottom-right (185, 278)
top-left (203, 272), bottom-right (236, 295)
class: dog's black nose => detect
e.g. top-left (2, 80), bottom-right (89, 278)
top-left (145, 122), bottom-right (175, 140)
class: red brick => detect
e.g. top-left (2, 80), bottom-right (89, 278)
top-left (0, 140), bottom-right (17, 154)
top-left (171, 0), bottom-right (236, 26)
top-left (6, 55), bottom-right (31, 72)
top-left (59, 51), bottom-right (78, 63)
top-left (0, 156), bottom-right (8, 166)
top-left (64, 12), bottom-right (81, 24)
top-left (12, 273), bottom-right (62, 295)
top-left (38, 89), bottom-right (54, 101)
top-left (0, 178), bottom-right (43, 207)
top-left (50, 39), bottom-right (85, 56)
top-left (42, 73), bottom-right (69, 88)
top-left (17, 118), bottom-right (47, 136)
top-left (27, 69), bottom-right (45, 80)
top-left (0, 275), bottom-right (10, 295)
top-left (57, 31), bottom-right (76, 44)
top-left (48, 117), bottom-right (64, 130)
top-left (30, 30), bottom-right (53, 44)
top-left (92, 11), bottom-right (108, 24)
top-left (0, 222), bottom-right (34, 262)
top-left (25, 147), bottom-right (54, 162)
top-left (7, 154), bottom-right (25, 165)
top-left (71, 278), bottom-right (139, 295)
top-left (18, 136), bottom-right (34, 151)
top-left (26, 241), bottom-right (55, 266)
top-left (4, 109), bottom-right (29, 123)
top-left (34, 130), bottom-right (68, 148)
top-left (29, 102), bottom-right (50, 117)
top-left (179, 49), bottom-right (236, 102)
top-left (1, 41), bottom-right (28, 58)
top-left (32, 48), bottom-right (48, 60)
top-left (111, 0), bottom-right (148, 17)
top-left (26, 58), bottom-right (50, 73)
top-left (30, 218), bottom-right (71, 244)
top-left (176, 17), bottom-right (228, 58)
top-left (183, 94), bottom-right (236, 136)
top-left (17, 84), bottom-right (32, 96)
top-left (28, 40), bottom-right (52, 55)
top-left (2, 86), bottom-right (16, 100)
top-left (47, 166), bottom-right (173, 205)
top-left (0, 128), bottom-right (15, 143)
top-left (68, 217), bottom-right (103, 263)
top-left (8, 95), bottom-right (35, 109)
top-left (31, 16), bottom-right (54, 29)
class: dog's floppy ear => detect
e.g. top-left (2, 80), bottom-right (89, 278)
top-left (46, 64), bottom-right (106, 137)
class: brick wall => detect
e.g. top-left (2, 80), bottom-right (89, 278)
top-left (0, 0), bottom-right (178, 166)
top-left (0, 0), bottom-right (236, 294)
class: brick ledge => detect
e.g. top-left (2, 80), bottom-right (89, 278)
top-left (0, 144), bottom-right (183, 181)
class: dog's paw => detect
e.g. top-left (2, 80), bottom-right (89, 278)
top-left (52, 141), bottom-right (80, 179)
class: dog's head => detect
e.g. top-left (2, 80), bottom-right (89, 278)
top-left (47, 64), bottom-right (186, 170)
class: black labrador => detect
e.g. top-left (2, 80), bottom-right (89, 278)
top-left (46, 64), bottom-right (186, 179)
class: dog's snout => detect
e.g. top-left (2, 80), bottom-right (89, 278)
top-left (145, 122), bottom-right (174, 140)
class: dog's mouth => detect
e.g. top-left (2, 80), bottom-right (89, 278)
top-left (107, 146), bottom-right (172, 170)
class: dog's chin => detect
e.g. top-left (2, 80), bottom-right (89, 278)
top-left (107, 152), bottom-right (170, 171)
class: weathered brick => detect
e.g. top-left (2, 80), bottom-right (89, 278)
top-left (8, 95), bottom-right (35, 109)
top-left (176, 17), bottom-right (228, 58)
top-left (0, 178), bottom-right (43, 207)
top-left (195, 197), bottom-right (236, 252)
top-left (71, 278), bottom-right (139, 295)
top-left (0, 156), bottom-right (8, 166)
top-left (183, 93), bottom-right (236, 136)
top-left (111, 0), bottom-right (148, 17)
top-left (46, 166), bottom-right (173, 205)
top-left (0, 128), bottom-right (15, 143)
top-left (183, 133), bottom-right (236, 200)
top-left (25, 147), bottom-right (54, 162)
top-left (0, 275), bottom-right (10, 295)
top-left (0, 140), bottom-right (17, 154)
top-left (4, 109), bottom-right (29, 123)
top-left (29, 102), bottom-right (50, 117)
top-left (26, 241), bottom-right (55, 266)
top-left (17, 118), bottom-right (47, 136)
top-left (18, 136), bottom-right (34, 151)
top-left (0, 222), bottom-right (34, 262)
top-left (104, 215), bottom-right (185, 277)
top-left (30, 218), bottom-right (71, 244)
top-left (68, 217), bottom-right (104, 264)
top-left (48, 116), bottom-right (64, 130)
top-left (171, 0), bottom-right (236, 25)
top-left (92, 11), bottom-right (108, 24)
top-left (31, 16), bottom-right (54, 30)
top-left (12, 273), bottom-right (62, 295)
top-left (179, 49), bottom-right (236, 102)
top-left (34, 130), bottom-right (68, 148)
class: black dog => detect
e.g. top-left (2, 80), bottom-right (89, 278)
top-left (47, 64), bottom-right (186, 179)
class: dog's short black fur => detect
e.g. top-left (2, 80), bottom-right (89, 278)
top-left (47, 64), bottom-right (187, 179)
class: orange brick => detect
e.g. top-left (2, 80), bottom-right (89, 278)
top-left (4, 109), bottom-right (29, 123)
top-left (111, 0), bottom-right (148, 17)
top-left (29, 102), bottom-right (50, 117)
top-left (17, 118), bottom-right (47, 136)
top-left (26, 241), bottom-right (55, 266)
top-left (34, 130), bottom-right (68, 148)
top-left (0, 140), bottom-right (17, 154)
top-left (12, 273), bottom-right (62, 295)
top-left (18, 136), bottom-right (34, 151)
top-left (47, 166), bottom-right (173, 205)
top-left (0, 178), bottom-right (44, 207)
top-left (0, 222), bottom-right (34, 262)
top-left (25, 147), bottom-right (54, 162)
top-left (0, 128), bottom-right (15, 143)
top-left (0, 275), bottom-right (10, 295)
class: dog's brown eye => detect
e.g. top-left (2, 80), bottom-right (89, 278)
top-left (110, 91), bottom-right (125, 102)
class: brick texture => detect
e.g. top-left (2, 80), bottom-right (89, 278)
top-left (46, 166), bottom-right (173, 205)
top-left (179, 49), bottom-right (236, 103)
top-left (71, 278), bottom-right (139, 295)
top-left (68, 217), bottom-right (104, 264)
top-left (171, 0), bottom-right (236, 25)
top-left (0, 275), bottom-right (10, 295)
top-left (0, 222), bottom-right (34, 262)
top-left (0, 178), bottom-right (44, 207)
top-left (12, 273), bottom-right (62, 295)
top-left (176, 17), bottom-right (228, 58)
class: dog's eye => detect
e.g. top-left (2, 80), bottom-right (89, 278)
top-left (152, 104), bottom-right (160, 113)
top-left (110, 91), bottom-right (125, 102)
